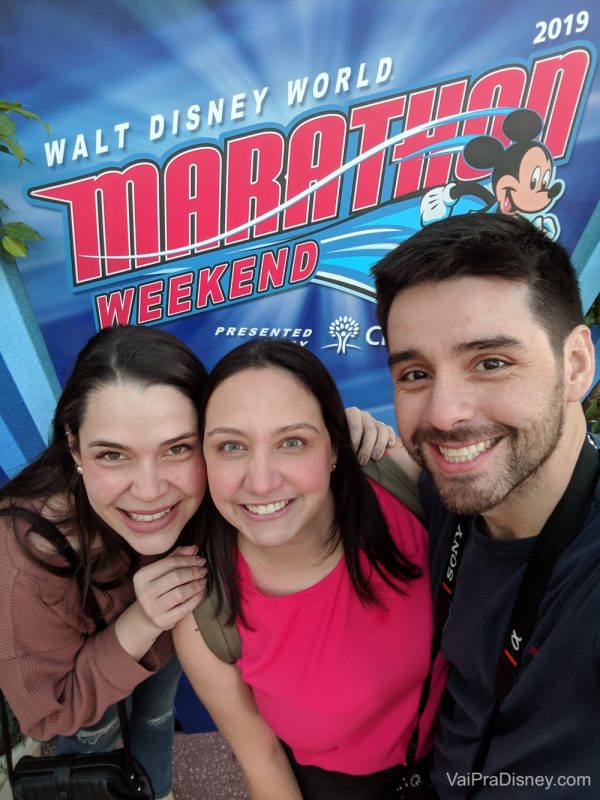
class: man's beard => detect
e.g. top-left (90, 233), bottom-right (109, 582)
top-left (406, 385), bottom-right (566, 516)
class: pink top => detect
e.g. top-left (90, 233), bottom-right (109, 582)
top-left (236, 481), bottom-right (447, 775)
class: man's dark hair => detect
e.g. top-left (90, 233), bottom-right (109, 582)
top-left (372, 213), bottom-right (584, 351)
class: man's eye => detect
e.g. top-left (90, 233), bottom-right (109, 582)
top-left (475, 358), bottom-right (508, 372)
top-left (281, 437), bottom-right (304, 449)
top-left (399, 369), bottom-right (428, 382)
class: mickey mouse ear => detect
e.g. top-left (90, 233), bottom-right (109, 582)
top-left (463, 135), bottom-right (504, 170)
top-left (503, 109), bottom-right (543, 143)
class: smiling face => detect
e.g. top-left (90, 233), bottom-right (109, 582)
top-left (72, 381), bottom-right (206, 555)
top-left (496, 146), bottom-right (555, 214)
top-left (203, 367), bottom-right (336, 553)
top-left (386, 277), bottom-right (571, 517)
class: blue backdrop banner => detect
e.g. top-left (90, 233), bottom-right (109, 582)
top-left (1, 0), bottom-right (599, 480)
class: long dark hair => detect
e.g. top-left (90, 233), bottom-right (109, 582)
top-left (200, 339), bottom-right (421, 623)
top-left (0, 325), bottom-right (209, 604)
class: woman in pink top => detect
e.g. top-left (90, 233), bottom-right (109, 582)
top-left (175, 340), bottom-right (446, 800)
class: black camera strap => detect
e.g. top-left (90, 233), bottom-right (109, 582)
top-left (435, 434), bottom-right (599, 785)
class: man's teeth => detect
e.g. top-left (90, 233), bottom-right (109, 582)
top-left (438, 439), bottom-right (495, 463)
top-left (245, 500), bottom-right (289, 515)
top-left (128, 507), bottom-right (172, 522)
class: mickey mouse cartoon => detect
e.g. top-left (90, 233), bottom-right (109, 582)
top-left (420, 108), bottom-right (565, 239)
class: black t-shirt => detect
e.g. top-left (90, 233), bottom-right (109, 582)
top-left (421, 462), bottom-right (600, 799)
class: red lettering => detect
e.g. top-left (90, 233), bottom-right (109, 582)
top-left (257, 247), bottom-right (289, 292)
top-left (95, 287), bottom-right (135, 327)
top-left (225, 131), bottom-right (284, 244)
top-left (229, 256), bottom-right (256, 299)
top-left (31, 163), bottom-right (160, 285)
top-left (164, 146), bottom-right (222, 259)
top-left (196, 263), bottom-right (228, 308)
top-left (167, 272), bottom-right (194, 316)
top-left (393, 81), bottom-right (468, 196)
top-left (284, 113), bottom-right (346, 229)
top-left (525, 48), bottom-right (591, 159)
top-left (290, 240), bottom-right (319, 283)
top-left (349, 96), bottom-right (406, 212)
top-left (137, 279), bottom-right (164, 323)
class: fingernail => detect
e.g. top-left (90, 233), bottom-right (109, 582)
top-left (358, 454), bottom-right (369, 466)
top-left (372, 449), bottom-right (382, 460)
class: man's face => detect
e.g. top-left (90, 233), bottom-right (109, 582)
top-left (386, 276), bottom-right (567, 516)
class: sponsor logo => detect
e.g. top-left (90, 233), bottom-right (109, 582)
top-left (322, 315), bottom-right (361, 354)
top-left (322, 316), bottom-right (386, 354)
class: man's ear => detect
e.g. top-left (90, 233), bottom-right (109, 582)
top-left (563, 325), bottom-right (595, 402)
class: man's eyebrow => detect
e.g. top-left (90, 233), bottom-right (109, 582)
top-left (387, 350), bottom-right (419, 369)
top-left (387, 337), bottom-right (525, 368)
top-left (454, 336), bottom-right (525, 354)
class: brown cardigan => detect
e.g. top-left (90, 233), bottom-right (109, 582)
top-left (0, 503), bottom-right (173, 739)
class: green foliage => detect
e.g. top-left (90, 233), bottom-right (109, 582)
top-left (585, 386), bottom-right (600, 434)
top-left (584, 297), bottom-right (600, 432)
top-left (0, 703), bottom-right (24, 757)
top-left (584, 295), bottom-right (600, 327)
top-left (0, 100), bottom-right (49, 259)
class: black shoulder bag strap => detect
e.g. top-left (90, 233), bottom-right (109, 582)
top-left (434, 435), bottom-right (599, 794)
top-left (0, 560), bottom-right (138, 787)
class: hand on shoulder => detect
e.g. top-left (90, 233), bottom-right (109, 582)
top-left (384, 439), bottom-right (422, 484)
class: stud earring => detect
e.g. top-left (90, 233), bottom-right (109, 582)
top-left (330, 462), bottom-right (337, 471)
top-left (75, 464), bottom-right (83, 475)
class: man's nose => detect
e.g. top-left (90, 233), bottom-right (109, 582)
top-left (424, 372), bottom-right (476, 432)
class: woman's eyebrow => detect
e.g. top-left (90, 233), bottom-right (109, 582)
top-left (205, 422), bottom-right (320, 438)
top-left (88, 431), bottom-right (198, 448)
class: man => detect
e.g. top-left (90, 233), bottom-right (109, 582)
top-left (372, 213), bottom-right (598, 798)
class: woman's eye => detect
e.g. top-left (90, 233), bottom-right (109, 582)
top-left (281, 437), bottom-right (304, 449)
top-left (220, 441), bottom-right (243, 453)
top-left (169, 444), bottom-right (190, 455)
top-left (475, 358), bottom-right (507, 372)
top-left (100, 451), bottom-right (124, 462)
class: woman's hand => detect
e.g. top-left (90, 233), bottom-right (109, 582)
top-left (133, 545), bottom-right (207, 630)
top-left (345, 407), bottom-right (396, 466)
top-left (116, 546), bottom-right (207, 660)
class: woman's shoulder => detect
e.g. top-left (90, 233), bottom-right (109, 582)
top-left (0, 494), bottom-right (76, 572)
top-left (367, 478), bottom-right (428, 562)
